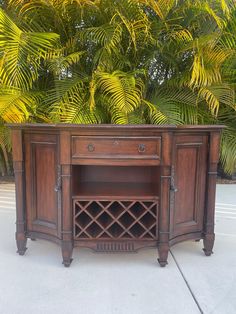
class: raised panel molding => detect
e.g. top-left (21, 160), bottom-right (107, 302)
top-left (175, 145), bottom-right (200, 225)
top-left (170, 135), bottom-right (207, 239)
top-left (25, 134), bottom-right (60, 237)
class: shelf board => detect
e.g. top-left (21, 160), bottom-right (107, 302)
top-left (72, 182), bottom-right (159, 200)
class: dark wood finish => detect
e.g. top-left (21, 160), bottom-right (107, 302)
top-left (8, 124), bottom-right (224, 267)
top-left (72, 136), bottom-right (161, 163)
top-left (72, 165), bottom-right (160, 199)
top-left (73, 199), bottom-right (158, 240)
top-left (158, 132), bottom-right (172, 267)
top-left (203, 132), bottom-right (221, 256)
top-left (60, 131), bottom-right (73, 267)
top-left (24, 133), bottom-right (60, 237)
top-left (170, 134), bottom-right (207, 239)
top-left (12, 129), bottom-right (27, 255)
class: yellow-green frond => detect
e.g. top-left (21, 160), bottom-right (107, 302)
top-left (0, 9), bottom-right (59, 89)
top-left (96, 70), bottom-right (143, 113)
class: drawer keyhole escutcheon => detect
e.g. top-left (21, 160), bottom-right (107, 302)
top-left (87, 143), bottom-right (95, 152)
top-left (138, 143), bottom-right (146, 153)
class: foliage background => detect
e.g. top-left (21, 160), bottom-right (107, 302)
top-left (0, 0), bottom-right (236, 174)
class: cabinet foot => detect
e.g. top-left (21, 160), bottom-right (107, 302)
top-left (62, 258), bottom-right (73, 267)
top-left (16, 233), bottom-right (27, 256)
top-left (203, 233), bottom-right (215, 256)
top-left (61, 241), bottom-right (73, 267)
top-left (157, 244), bottom-right (169, 267)
top-left (158, 258), bottom-right (168, 267)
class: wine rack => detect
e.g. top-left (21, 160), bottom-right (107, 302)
top-left (73, 199), bottom-right (158, 240)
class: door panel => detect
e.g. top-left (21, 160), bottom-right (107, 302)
top-left (24, 133), bottom-right (60, 237)
top-left (170, 135), bottom-right (207, 239)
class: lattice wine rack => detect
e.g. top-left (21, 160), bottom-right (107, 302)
top-left (73, 200), bottom-right (158, 240)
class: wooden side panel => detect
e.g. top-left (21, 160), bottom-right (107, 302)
top-left (25, 133), bottom-right (60, 237)
top-left (170, 135), bottom-right (207, 238)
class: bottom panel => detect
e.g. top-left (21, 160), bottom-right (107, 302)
top-left (74, 239), bottom-right (157, 252)
top-left (169, 232), bottom-right (203, 247)
top-left (26, 231), bottom-right (61, 245)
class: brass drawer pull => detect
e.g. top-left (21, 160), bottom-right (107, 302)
top-left (138, 143), bottom-right (146, 153)
top-left (87, 143), bottom-right (95, 152)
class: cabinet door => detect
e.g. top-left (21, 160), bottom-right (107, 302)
top-left (24, 133), bottom-right (60, 238)
top-left (170, 134), bottom-right (208, 239)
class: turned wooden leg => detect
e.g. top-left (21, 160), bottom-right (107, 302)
top-left (16, 232), bottom-right (27, 256)
top-left (61, 241), bottom-right (73, 267)
top-left (203, 233), bottom-right (215, 256)
top-left (12, 139), bottom-right (28, 257)
top-left (157, 243), bottom-right (169, 267)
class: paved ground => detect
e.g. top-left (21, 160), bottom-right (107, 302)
top-left (0, 184), bottom-right (235, 314)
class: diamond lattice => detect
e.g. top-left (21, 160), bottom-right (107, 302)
top-left (73, 200), bottom-right (158, 240)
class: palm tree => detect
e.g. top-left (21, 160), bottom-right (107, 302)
top-left (0, 0), bottom-right (236, 173)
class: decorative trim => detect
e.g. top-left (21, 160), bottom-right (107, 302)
top-left (96, 242), bottom-right (135, 252)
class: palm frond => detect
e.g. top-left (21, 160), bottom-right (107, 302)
top-left (221, 127), bottom-right (236, 173)
top-left (46, 51), bottom-right (86, 76)
top-left (139, 0), bottom-right (175, 20)
top-left (81, 24), bottom-right (122, 52)
top-left (96, 70), bottom-right (143, 114)
top-left (0, 8), bottom-right (59, 89)
top-left (43, 73), bottom-right (89, 107)
top-left (0, 86), bottom-right (43, 122)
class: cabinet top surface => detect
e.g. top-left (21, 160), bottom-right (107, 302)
top-left (6, 123), bottom-right (225, 131)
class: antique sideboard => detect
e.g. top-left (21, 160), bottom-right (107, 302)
top-left (8, 124), bottom-right (224, 267)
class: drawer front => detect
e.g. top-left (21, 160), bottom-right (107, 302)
top-left (72, 136), bottom-right (161, 161)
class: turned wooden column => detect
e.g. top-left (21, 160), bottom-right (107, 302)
top-left (158, 132), bottom-right (172, 267)
top-left (203, 131), bottom-right (221, 256)
top-left (11, 130), bottom-right (27, 255)
top-left (60, 131), bottom-right (73, 267)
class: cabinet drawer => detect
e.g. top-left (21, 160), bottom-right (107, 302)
top-left (72, 136), bottom-right (161, 161)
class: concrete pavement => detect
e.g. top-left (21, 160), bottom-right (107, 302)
top-left (0, 183), bottom-right (235, 314)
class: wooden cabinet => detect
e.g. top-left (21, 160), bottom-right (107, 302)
top-left (8, 124), bottom-right (223, 267)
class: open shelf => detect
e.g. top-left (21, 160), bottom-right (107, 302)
top-left (72, 182), bottom-right (158, 200)
top-left (72, 165), bottom-right (160, 199)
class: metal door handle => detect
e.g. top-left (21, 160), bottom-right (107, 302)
top-left (170, 185), bottom-right (178, 192)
